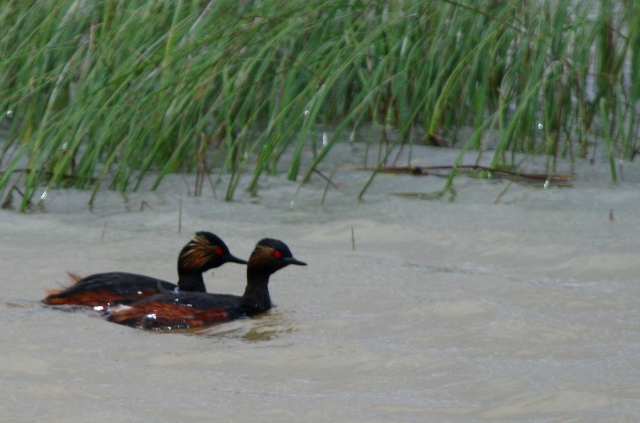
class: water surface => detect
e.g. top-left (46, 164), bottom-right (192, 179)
top-left (1, 144), bottom-right (639, 422)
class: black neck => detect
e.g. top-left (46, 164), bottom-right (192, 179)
top-left (241, 269), bottom-right (272, 311)
top-left (177, 272), bottom-right (207, 292)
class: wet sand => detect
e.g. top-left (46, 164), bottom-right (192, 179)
top-left (1, 144), bottom-right (640, 422)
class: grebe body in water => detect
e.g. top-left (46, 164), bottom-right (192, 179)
top-left (107, 238), bottom-right (306, 330)
top-left (42, 232), bottom-right (246, 312)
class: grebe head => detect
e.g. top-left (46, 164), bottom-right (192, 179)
top-left (248, 238), bottom-right (307, 275)
top-left (178, 232), bottom-right (247, 274)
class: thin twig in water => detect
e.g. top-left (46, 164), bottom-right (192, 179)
top-left (320, 165), bottom-right (338, 205)
top-left (353, 165), bottom-right (573, 182)
top-left (1, 185), bottom-right (15, 209)
top-left (195, 133), bottom-right (206, 197)
top-left (493, 153), bottom-right (538, 203)
top-left (391, 137), bottom-right (406, 167)
top-left (494, 143), bottom-right (553, 203)
top-left (206, 173), bottom-right (217, 199)
top-left (101, 221), bottom-right (107, 241)
top-left (178, 197), bottom-right (182, 234)
top-left (13, 186), bottom-right (25, 197)
top-left (351, 226), bottom-right (355, 251)
top-left (181, 173), bottom-right (192, 196)
top-left (313, 168), bottom-right (339, 189)
top-left (358, 136), bottom-right (402, 200)
top-left (140, 201), bottom-right (152, 211)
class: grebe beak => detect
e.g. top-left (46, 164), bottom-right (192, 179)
top-left (226, 254), bottom-right (248, 265)
top-left (285, 257), bottom-right (307, 266)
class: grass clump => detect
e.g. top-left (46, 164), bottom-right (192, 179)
top-left (0, 0), bottom-right (636, 210)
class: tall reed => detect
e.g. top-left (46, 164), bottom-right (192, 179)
top-left (0, 0), bottom-right (635, 210)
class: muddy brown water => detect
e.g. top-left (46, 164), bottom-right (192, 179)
top-left (1, 144), bottom-right (639, 422)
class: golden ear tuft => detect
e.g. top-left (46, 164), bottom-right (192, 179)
top-left (248, 244), bottom-right (275, 267)
top-left (181, 233), bottom-right (220, 270)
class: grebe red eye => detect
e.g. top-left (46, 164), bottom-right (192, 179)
top-left (214, 247), bottom-right (223, 255)
top-left (273, 250), bottom-right (282, 258)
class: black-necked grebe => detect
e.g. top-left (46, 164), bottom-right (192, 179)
top-left (42, 232), bottom-right (246, 312)
top-left (106, 238), bottom-right (306, 330)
